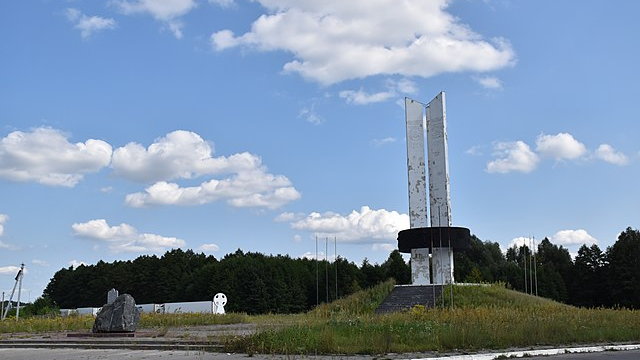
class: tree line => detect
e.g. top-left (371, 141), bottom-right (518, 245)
top-left (41, 227), bottom-right (640, 313)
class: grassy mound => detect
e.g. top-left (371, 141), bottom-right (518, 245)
top-left (228, 283), bottom-right (640, 355)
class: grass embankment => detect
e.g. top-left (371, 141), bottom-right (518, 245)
top-left (227, 282), bottom-right (640, 355)
top-left (0, 312), bottom-right (248, 334)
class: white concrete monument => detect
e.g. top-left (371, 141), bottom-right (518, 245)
top-left (213, 293), bottom-right (227, 314)
top-left (398, 93), bottom-right (470, 285)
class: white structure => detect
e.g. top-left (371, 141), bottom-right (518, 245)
top-left (404, 93), bottom-right (454, 285)
top-left (213, 293), bottom-right (227, 314)
top-left (107, 288), bottom-right (119, 305)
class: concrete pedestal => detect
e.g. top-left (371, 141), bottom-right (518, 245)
top-left (432, 247), bottom-right (454, 284)
top-left (411, 248), bottom-right (431, 285)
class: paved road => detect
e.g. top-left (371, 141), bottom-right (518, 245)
top-left (2, 349), bottom-right (640, 360)
top-left (526, 349), bottom-right (640, 359)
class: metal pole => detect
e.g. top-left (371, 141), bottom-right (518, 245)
top-left (523, 243), bottom-right (528, 294)
top-left (438, 208), bottom-right (444, 308)
top-left (315, 235), bottom-right (318, 306)
top-left (325, 237), bottom-right (329, 303)
top-left (529, 237), bottom-right (534, 295)
top-left (533, 236), bottom-right (538, 296)
top-left (16, 264), bottom-right (24, 320)
top-left (2, 272), bottom-right (19, 320)
top-left (1, 292), bottom-right (4, 320)
top-left (334, 237), bottom-right (338, 300)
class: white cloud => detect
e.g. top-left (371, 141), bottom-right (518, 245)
top-left (112, 130), bottom-right (260, 183)
top-left (0, 128), bottom-right (112, 187)
top-left (275, 212), bottom-right (304, 222)
top-left (0, 266), bottom-right (23, 275)
top-left (119, 131), bottom-right (300, 209)
top-left (68, 260), bottom-right (87, 268)
top-left (299, 251), bottom-right (335, 262)
top-left (372, 243), bottom-right (396, 252)
top-left (298, 106), bottom-right (323, 125)
top-left (209, 0), bottom-right (235, 8)
top-left (31, 259), bottom-right (49, 267)
top-left (293, 234), bottom-right (302, 242)
top-left (126, 175), bottom-right (300, 209)
top-left (0, 214), bottom-right (7, 237)
top-left (595, 144), bottom-right (629, 166)
top-left (508, 236), bottom-right (534, 249)
top-left (113, 0), bottom-right (197, 38)
top-left (339, 89), bottom-right (395, 105)
top-left (198, 243), bottom-right (220, 252)
top-left (290, 206), bottom-right (409, 242)
top-left (466, 145), bottom-right (483, 156)
top-left (535, 133), bottom-right (587, 160)
top-left (72, 219), bottom-right (185, 253)
top-left (389, 78), bottom-right (418, 95)
top-left (550, 229), bottom-right (598, 246)
top-left (211, 0), bottom-right (515, 85)
top-left (66, 8), bottom-right (116, 39)
top-left (486, 141), bottom-right (539, 174)
top-left (473, 75), bottom-right (502, 89)
top-left (371, 137), bottom-right (396, 147)
top-left (0, 215), bottom-right (16, 250)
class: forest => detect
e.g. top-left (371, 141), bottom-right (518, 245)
top-left (41, 227), bottom-right (640, 313)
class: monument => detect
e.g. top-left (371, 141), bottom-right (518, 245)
top-left (399, 93), bottom-right (471, 285)
top-left (376, 92), bottom-right (471, 313)
top-left (92, 294), bottom-right (140, 333)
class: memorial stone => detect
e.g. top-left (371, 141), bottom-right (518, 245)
top-left (92, 294), bottom-right (140, 333)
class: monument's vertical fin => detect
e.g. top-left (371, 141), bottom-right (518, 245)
top-left (405, 98), bottom-right (431, 285)
top-left (426, 92), bottom-right (452, 227)
top-left (405, 98), bottom-right (428, 229)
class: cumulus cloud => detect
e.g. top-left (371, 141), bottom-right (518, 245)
top-left (0, 214), bottom-right (7, 237)
top-left (68, 259), bottom-right (87, 268)
top-left (0, 214), bottom-right (17, 250)
top-left (72, 219), bottom-right (185, 253)
top-left (536, 133), bottom-right (587, 161)
top-left (126, 175), bottom-right (300, 209)
top-left (298, 106), bottom-right (323, 125)
top-left (340, 78), bottom-right (417, 105)
top-left (0, 266), bottom-right (23, 275)
top-left (114, 130), bottom-right (300, 209)
top-left (371, 137), bottom-right (396, 147)
top-left (211, 0), bottom-right (515, 85)
top-left (290, 206), bottom-right (409, 242)
top-left (275, 212), bottom-right (305, 222)
top-left (113, 0), bottom-right (197, 38)
top-left (473, 75), bottom-right (502, 89)
top-left (486, 141), bottom-right (539, 174)
top-left (66, 8), bottom-right (116, 39)
top-left (594, 144), bottom-right (629, 166)
top-left (372, 243), bottom-right (396, 252)
top-left (198, 243), bottom-right (220, 252)
top-left (508, 236), bottom-right (534, 249)
top-left (209, 0), bottom-right (234, 8)
top-left (0, 128), bottom-right (112, 187)
top-left (339, 89), bottom-right (395, 105)
top-left (31, 259), bottom-right (49, 267)
top-left (550, 229), bottom-right (598, 246)
top-left (112, 130), bottom-right (258, 183)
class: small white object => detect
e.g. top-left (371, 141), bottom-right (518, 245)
top-left (107, 288), bottom-right (119, 305)
top-left (213, 293), bottom-right (227, 314)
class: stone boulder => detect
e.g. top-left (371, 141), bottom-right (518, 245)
top-left (92, 294), bottom-right (140, 333)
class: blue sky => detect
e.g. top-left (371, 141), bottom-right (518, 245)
top-left (1, 0), bottom-right (639, 300)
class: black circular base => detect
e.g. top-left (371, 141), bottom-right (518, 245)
top-left (397, 226), bottom-right (471, 253)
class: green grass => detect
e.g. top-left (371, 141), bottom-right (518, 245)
top-left (0, 312), bottom-right (248, 334)
top-left (226, 283), bottom-right (640, 355)
top-left (3, 283), bottom-right (640, 356)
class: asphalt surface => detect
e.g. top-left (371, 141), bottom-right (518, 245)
top-left (2, 348), bottom-right (640, 360)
